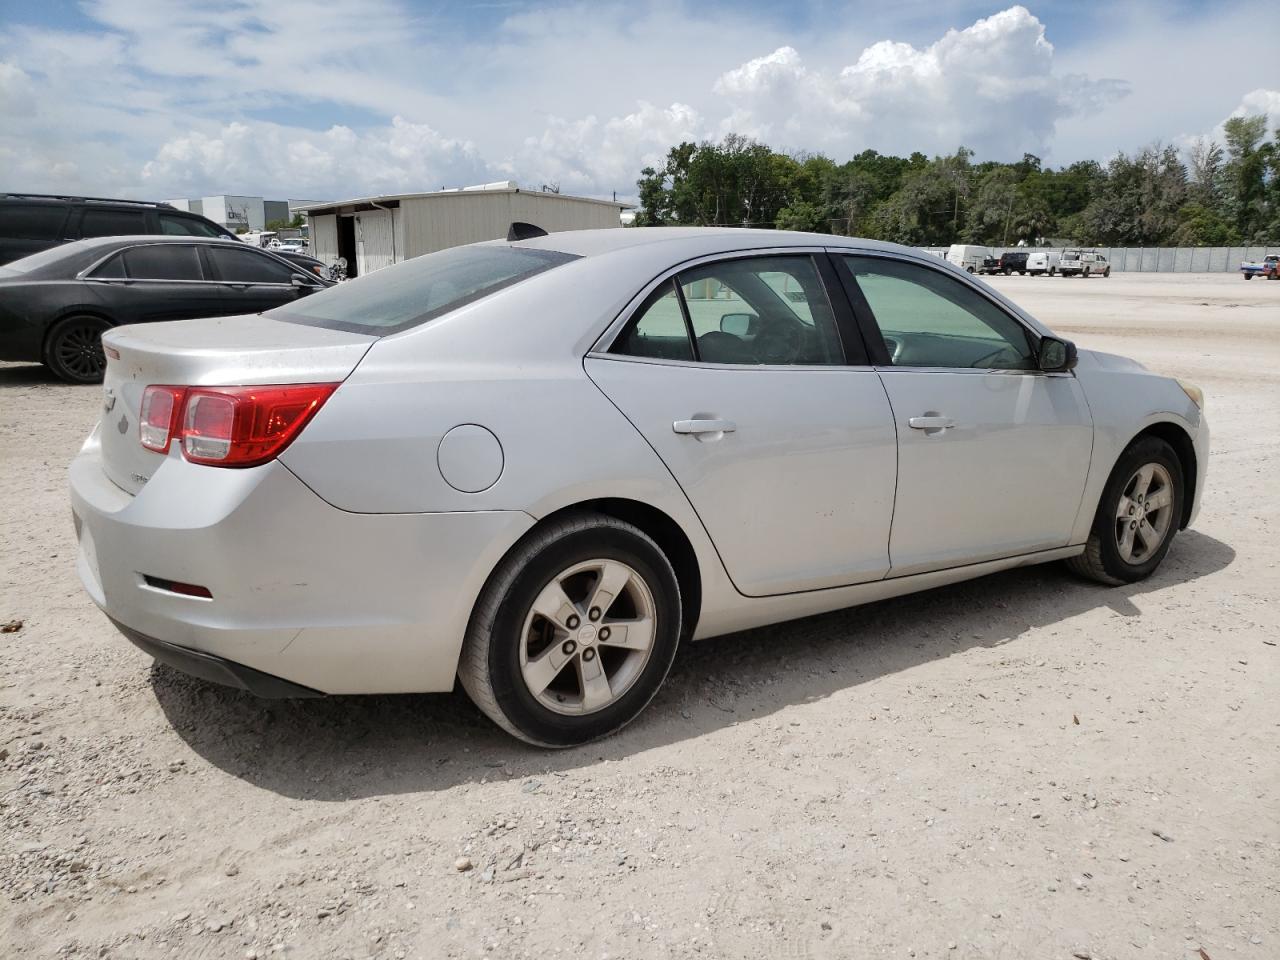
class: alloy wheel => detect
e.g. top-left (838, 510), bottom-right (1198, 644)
top-left (1114, 463), bottom-right (1174, 564)
top-left (519, 559), bottom-right (657, 716)
top-left (53, 322), bottom-right (107, 381)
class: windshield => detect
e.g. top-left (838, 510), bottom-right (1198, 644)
top-left (270, 245), bottom-right (580, 335)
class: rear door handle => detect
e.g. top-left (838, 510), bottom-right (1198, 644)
top-left (908, 415), bottom-right (956, 431)
top-left (673, 418), bottom-right (737, 436)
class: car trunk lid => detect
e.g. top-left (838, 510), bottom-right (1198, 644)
top-left (99, 314), bottom-right (375, 496)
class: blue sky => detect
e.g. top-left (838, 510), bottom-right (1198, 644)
top-left (0, 1), bottom-right (1275, 202)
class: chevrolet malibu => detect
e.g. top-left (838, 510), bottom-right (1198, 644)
top-left (69, 228), bottom-right (1208, 746)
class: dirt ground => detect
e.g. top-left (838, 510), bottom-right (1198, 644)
top-left (2, 272), bottom-right (1277, 960)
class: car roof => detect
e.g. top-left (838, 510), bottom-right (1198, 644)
top-left (53, 235), bottom-right (251, 253)
top-left (507, 226), bottom-right (922, 260)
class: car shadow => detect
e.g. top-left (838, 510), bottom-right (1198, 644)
top-left (0, 362), bottom-right (65, 387)
top-left (150, 528), bottom-right (1234, 800)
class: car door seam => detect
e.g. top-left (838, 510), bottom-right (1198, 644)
top-left (579, 355), bottom-right (749, 598)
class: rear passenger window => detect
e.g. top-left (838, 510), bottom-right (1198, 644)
top-left (612, 280), bottom-right (693, 362)
top-left (611, 255), bottom-right (843, 366)
top-left (80, 209), bottom-right (149, 238)
top-left (0, 204), bottom-right (68, 239)
top-left (123, 245), bottom-right (203, 281)
top-left (90, 254), bottom-right (126, 279)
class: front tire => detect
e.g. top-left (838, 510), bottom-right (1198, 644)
top-left (1066, 437), bottom-right (1184, 585)
top-left (44, 315), bottom-right (111, 383)
top-left (458, 513), bottom-right (682, 747)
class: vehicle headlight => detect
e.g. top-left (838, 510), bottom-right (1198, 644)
top-left (1177, 380), bottom-right (1204, 409)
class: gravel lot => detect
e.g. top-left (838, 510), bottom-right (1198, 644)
top-left (2, 272), bottom-right (1276, 960)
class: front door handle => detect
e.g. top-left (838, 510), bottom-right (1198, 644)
top-left (673, 418), bottom-right (737, 437)
top-left (908, 415), bottom-right (956, 431)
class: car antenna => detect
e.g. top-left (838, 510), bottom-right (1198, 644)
top-left (507, 221), bottom-right (548, 242)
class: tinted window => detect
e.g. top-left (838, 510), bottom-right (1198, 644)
top-left (0, 204), bottom-right (68, 240)
top-left (271, 245), bottom-right (579, 335)
top-left (80, 209), bottom-right (149, 238)
top-left (678, 256), bottom-right (842, 365)
top-left (90, 253), bottom-right (126, 279)
top-left (206, 245), bottom-right (296, 283)
top-left (841, 256), bottom-right (1034, 370)
top-left (123, 245), bottom-right (203, 281)
top-left (612, 280), bottom-right (693, 361)
top-left (159, 213), bottom-right (226, 238)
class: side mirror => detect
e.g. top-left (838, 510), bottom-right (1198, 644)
top-left (720, 312), bottom-right (757, 337)
top-left (1038, 336), bottom-right (1077, 372)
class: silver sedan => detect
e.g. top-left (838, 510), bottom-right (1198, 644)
top-left (69, 228), bottom-right (1208, 746)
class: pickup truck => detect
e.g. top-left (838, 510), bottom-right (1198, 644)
top-left (1240, 255), bottom-right (1280, 279)
top-left (977, 255), bottom-right (1003, 275)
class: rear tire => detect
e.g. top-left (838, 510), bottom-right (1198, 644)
top-left (1065, 437), bottom-right (1184, 585)
top-left (458, 513), bottom-right (682, 747)
top-left (43, 315), bottom-right (111, 384)
top-left (1103, 266), bottom-right (1111, 278)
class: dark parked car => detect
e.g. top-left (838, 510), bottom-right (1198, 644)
top-left (0, 193), bottom-right (239, 266)
top-left (274, 250), bottom-right (330, 280)
top-left (0, 236), bottom-right (332, 383)
top-left (999, 251), bottom-right (1029, 275)
top-left (977, 255), bottom-right (1002, 275)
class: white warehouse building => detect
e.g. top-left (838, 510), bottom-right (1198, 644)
top-left (297, 182), bottom-right (631, 278)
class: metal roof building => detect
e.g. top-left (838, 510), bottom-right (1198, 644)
top-left (295, 182), bottom-right (632, 278)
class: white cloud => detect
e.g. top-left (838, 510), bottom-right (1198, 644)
top-left (141, 118), bottom-right (490, 197)
top-left (709, 7), bottom-right (1127, 159)
top-left (1229, 89), bottom-right (1280, 128)
top-left (0, 2), bottom-right (1268, 203)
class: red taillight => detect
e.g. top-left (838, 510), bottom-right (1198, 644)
top-left (137, 383), bottom-right (337, 468)
top-left (139, 385), bottom-right (187, 453)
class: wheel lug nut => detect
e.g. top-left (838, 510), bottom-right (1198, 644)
top-left (566, 614), bottom-right (580, 630)
top-left (598, 627), bottom-right (611, 641)
top-left (582, 648), bottom-right (596, 662)
top-left (562, 640), bottom-right (576, 656)
top-left (588, 607), bottom-right (602, 622)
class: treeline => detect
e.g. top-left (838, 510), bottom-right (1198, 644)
top-left (633, 118), bottom-right (1280, 246)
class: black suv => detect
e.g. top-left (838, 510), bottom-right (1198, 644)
top-left (998, 251), bottom-right (1029, 275)
top-left (0, 193), bottom-right (237, 266)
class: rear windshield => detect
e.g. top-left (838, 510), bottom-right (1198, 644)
top-left (270, 245), bottom-right (579, 335)
top-left (0, 242), bottom-right (85, 276)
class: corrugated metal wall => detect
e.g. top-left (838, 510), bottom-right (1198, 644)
top-left (355, 209), bottom-right (396, 275)
top-left (918, 245), bottom-right (1280, 272)
top-left (401, 192), bottom-right (623, 259)
top-left (309, 214), bottom-right (339, 265)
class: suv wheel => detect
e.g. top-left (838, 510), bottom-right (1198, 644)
top-left (44, 315), bottom-right (111, 384)
top-left (458, 513), bottom-right (682, 747)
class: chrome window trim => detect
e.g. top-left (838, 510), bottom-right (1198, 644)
top-left (589, 245), bottom-right (876, 372)
top-left (76, 242), bottom-right (207, 283)
top-left (583, 352), bottom-right (876, 374)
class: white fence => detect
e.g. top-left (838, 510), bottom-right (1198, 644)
top-left (918, 246), bottom-right (1280, 273)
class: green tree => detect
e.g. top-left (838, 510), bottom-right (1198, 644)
top-left (1223, 115), bottom-right (1269, 239)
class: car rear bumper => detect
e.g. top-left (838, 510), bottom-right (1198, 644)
top-left (70, 428), bottom-right (535, 695)
top-left (112, 619), bottom-right (323, 697)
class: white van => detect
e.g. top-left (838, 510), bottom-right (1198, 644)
top-left (1027, 251), bottom-right (1061, 276)
top-left (946, 244), bottom-right (989, 274)
top-left (1059, 250), bottom-right (1111, 278)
